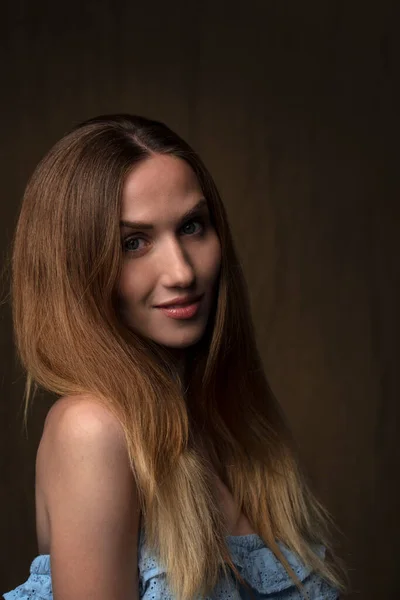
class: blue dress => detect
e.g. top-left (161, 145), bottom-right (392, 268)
top-left (3, 528), bottom-right (339, 599)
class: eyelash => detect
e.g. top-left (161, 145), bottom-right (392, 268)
top-left (122, 218), bottom-right (206, 254)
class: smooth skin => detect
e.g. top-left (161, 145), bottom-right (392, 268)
top-left (118, 154), bottom-right (221, 354)
top-left (36, 396), bottom-right (141, 600)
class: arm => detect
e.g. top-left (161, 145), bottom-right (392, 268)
top-left (37, 396), bottom-right (141, 600)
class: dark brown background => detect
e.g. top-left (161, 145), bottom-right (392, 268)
top-left (1, 1), bottom-right (399, 598)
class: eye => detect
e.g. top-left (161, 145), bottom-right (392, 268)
top-left (181, 218), bottom-right (205, 236)
top-left (122, 236), bottom-right (146, 253)
top-left (122, 218), bottom-right (206, 255)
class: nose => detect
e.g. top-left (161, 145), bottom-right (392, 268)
top-left (159, 239), bottom-right (196, 288)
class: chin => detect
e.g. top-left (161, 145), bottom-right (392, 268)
top-left (152, 328), bottom-right (206, 349)
top-left (156, 336), bottom-right (204, 350)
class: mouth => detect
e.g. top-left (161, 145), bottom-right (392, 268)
top-left (156, 296), bottom-right (203, 319)
top-left (155, 294), bottom-right (203, 309)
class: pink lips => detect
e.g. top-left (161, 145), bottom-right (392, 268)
top-left (157, 298), bottom-right (202, 319)
top-left (156, 294), bottom-right (202, 308)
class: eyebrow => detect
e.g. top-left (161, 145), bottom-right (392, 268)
top-left (120, 198), bottom-right (208, 230)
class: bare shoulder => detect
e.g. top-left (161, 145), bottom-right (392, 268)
top-left (37, 393), bottom-right (135, 505)
top-left (36, 394), bottom-right (140, 599)
top-left (42, 394), bottom-right (125, 442)
top-left (38, 395), bottom-right (127, 481)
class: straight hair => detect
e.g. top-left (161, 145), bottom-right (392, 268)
top-left (11, 114), bottom-right (348, 599)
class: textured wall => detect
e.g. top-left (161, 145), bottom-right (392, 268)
top-left (1, 1), bottom-right (399, 598)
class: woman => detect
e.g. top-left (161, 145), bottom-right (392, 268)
top-left (3, 114), bottom-right (347, 600)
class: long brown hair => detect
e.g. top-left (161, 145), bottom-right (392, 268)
top-left (11, 114), bottom-right (347, 599)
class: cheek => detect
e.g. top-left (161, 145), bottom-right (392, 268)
top-left (118, 263), bottom-right (141, 308)
top-left (118, 264), bottom-right (130, 300)
top-left (209, 237), bottom-right (222, 278)
top-left (198, 236), bottom-right (222, 283)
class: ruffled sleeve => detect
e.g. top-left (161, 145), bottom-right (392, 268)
top-left (3, 555), bottom-right (53, 600)
top-left (138, 532), bottom-right (339, 600)
top-left (226, 534), bottom-right (339, 599)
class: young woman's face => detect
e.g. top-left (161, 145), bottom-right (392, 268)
top-left (118, 154), bottom-right (221, 349)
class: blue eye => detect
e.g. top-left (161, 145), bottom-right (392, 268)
top-left (123, 237), bottom-right (144, 252)
top-left (181, 219), bottom-right (204, 235)
top-left (122, 218), bottom-right (206, 254)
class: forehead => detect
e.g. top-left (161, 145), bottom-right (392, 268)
top-left (121, 154), bottom-right (203, 221)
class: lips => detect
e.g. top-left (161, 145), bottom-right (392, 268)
top-left (157, 297), bottom-right (202, 320)
top-left (155, 294), bottom-right (203, 308)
